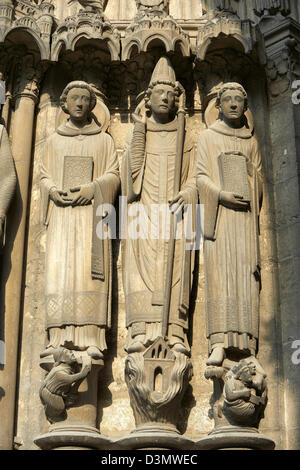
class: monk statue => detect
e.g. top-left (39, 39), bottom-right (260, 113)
top-left (197, 83), bottom-right (263, 367)
top-left (122, 57), bottom-right (197, 356)
top-left (40, 80), bottom-right (120, 360)
top-left (0, 123), bottom-right (16, 251)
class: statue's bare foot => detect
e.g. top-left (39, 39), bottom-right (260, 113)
top-left (87, 346), bottom-right (104, 360)
top-left (206, 347), bottom-right (225, 366)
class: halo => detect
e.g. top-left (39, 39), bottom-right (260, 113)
top-left (204, 96), bottom-right (254, 132)
top-left (56, 98), bottom-right (111, 132)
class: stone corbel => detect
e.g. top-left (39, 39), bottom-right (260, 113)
top-left (117, 337), bottom-right (195, 450)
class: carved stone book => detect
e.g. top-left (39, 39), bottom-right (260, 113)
top-left (62, 156), bottom-right (94, 192)
top-left (218, 152), bottom-right (251, 201)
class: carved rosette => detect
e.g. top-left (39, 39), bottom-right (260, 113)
top-left (124, 338), bottom-right (193, 441)
top-left (121, 11), bottom-right (191, 61)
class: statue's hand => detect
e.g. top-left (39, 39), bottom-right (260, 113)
top-left (240, 389), bottom-right (252, 400)
top-left (169, 191), bottom-right (188, 215)
top-left (132, 112), bottom-right (146, 126)
top-left (69, 184), bottom-right (95, 206)
top-left (49, 189), bottom-right (71, 207)
top-left (219, 191), bottom-right (250, 211)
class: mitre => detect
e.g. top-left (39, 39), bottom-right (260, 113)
top-left (149, 56), bottom-right (176, 87)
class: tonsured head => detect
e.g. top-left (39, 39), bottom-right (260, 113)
top-left (216, 82), bottom-right (248, 122)
top-left (60, 81), bottom-right (97, 122)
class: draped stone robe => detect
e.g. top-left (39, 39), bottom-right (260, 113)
top-left (122, 117), bottom-right (197, 349)
top-left (197, 120), bottom-right (263, 356)
top-left (40, 119), bottom-right (120, 351)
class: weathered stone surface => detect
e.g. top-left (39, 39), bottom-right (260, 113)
top-left (0, 0), bottom-right (300, 451)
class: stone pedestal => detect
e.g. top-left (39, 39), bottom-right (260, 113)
top-left (197, 428), bottom-right (275, 450)
top-left (35, 355), bottom-right (111, 450)
top-left (116, 430), bottom-right (196, 451)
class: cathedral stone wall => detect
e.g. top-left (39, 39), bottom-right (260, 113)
top-left (0, 0), bottom-right (300, 451)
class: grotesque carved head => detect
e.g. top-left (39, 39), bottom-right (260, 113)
top-left (216, 82), bottom-right (248, 122)
top-left (229, 359), bottom-right (256, 387)
top-left (60, 81), bottom-right (97, 121)
top-left (53, 347), bottom-right (77, 366)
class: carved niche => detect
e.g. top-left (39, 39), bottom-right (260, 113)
top-left (122, 0), bottom-right (190, 60)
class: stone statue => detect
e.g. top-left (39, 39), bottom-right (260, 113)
top-left (204, 357), bottom-right (268, 432)
top-left (40, 348), bottom-right (92, 424)
top-left (204, 0), bottom-right (240, 14)
top-left (0, 123), bottom-right (16, 250)
top-left (135, 0), bottom-right (169, 13)
top-left (223, 359), bottom-right (267, 427)
top-left (253, 0), bottom-right (291, 16)
top-left (67, 0), bottom-right (108, 13)
top-left (40, 80), bottom-right (120, 361)
top-left (121, 57), bottom-right (196, 440)
top-left (197, 83), bottom-right (263, 367)
top-left (122, 57), bottom-right (197, 357)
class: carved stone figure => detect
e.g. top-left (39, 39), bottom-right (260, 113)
top-left (67, 0), bottom-right (108, 13)
top-left (223, 359), bottom-right (267, 427)
top-left (122, 57), bottom-right (197, 357)
top-left (203, 357), bottom-right (269, 435)
top-left (253, 0), bottom-right (291, 16)
top-left (40, 348), bottom-right (92, 424)
top-left (0, 123), bottom-right (16, 250)
top-left (197, 83), bottom-right (263, 367)
top-left (40, 80), bottom-right (120, 361)
top-left (121, 57), bottom-right (196, 443)
top-left (204, 0), bottom-right (239, 15)
top-left (135, 0), bottom-right (169, 13)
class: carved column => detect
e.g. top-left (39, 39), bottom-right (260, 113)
top-left (259, 15), bottom-right (300, 449)
top-left (0, 56), bottom-right (42, 450)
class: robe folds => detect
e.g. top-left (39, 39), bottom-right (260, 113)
top-left (197, 120), bottom-right (263, 355)
top-left (40, 119), bottom-right (120, 350)
top-left (121, 117), bottom-right (197, 346)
